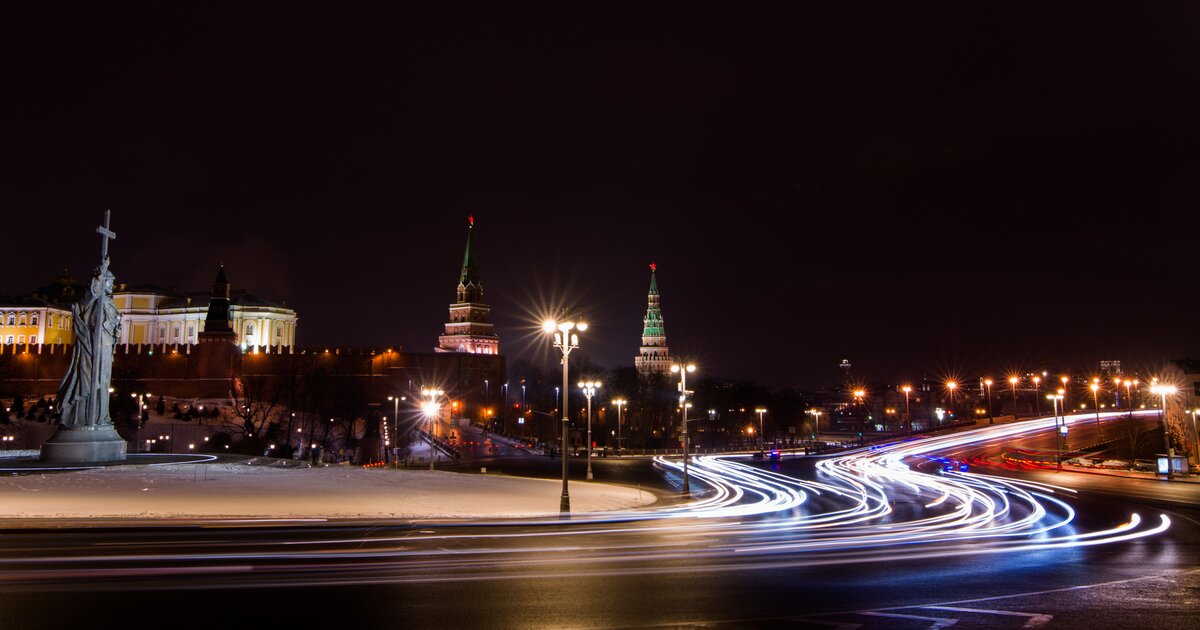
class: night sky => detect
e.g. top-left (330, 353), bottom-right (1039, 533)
top-left (3, 5), bottom-right (1197, 387)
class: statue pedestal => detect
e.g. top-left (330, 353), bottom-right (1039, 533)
top-left (40, 426), bottom-right (127, 463)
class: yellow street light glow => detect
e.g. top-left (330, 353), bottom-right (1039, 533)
top-left (946, 381), bottom-right (957, 390)
top-left (901, 385), bottom-right (912, 393)
top-left (984, 378), bottom-right (993, 386)
top-left (542, 320), bottom-right (557, 333)
top-left (1009, 376), bottom-right (1019, 385)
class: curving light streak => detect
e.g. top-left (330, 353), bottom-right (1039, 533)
top-left (0, 411), bottom-right (1169, 589)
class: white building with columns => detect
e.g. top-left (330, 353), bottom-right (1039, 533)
top-left (113, 282), bottom-right (298, 348)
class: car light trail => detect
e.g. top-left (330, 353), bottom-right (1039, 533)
top-left (0, 411), bottom-right (1169, 589)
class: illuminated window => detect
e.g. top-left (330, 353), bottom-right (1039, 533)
top-left (17, 335), bottom-right (25, 344)
top-left (158, 325), bottom-right (166, 341)
top-left (246, 323), bottom-right (255, 338)
top-left (173, 325), bottom-right (181, 340)
top-left (187, 325), bottom-right (195, 341)
top-left (18, 315), bottom-right (26, 326)
top-left (29, 335), bottom-right (36, 344)
top-left (275, 325), bottom-right (282, 342)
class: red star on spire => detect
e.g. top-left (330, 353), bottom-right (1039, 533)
top-left (650, 262), bottom-right (656, 272)
top-left (468, 215), bottom-right (474, 226)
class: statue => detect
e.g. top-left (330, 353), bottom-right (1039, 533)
top-left (56, 257), bottom-right (120, 427)
top-left (40, 211), bottom-right (128, 462)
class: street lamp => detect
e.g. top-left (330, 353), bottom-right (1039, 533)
top-left (983, 378), bottom-right (994, 424)
top-left (1032, 376), bottom-right (1042, 416)
top-left (1008, 376), bottom-right (1020, 417)
top-left (670, 362), bottom-right (696, 497)
top-left (544, 318), bottom-right (587, 514)
top-left (1047, 391), bottom-right (1065, 470)
top-left (578, 380), bottom-right (600, 481)
top-left (1150, 382), bottom-right (1177, 480)
top-left (612, 399), bottom-right (626, 455)
top-left (387, 395), bottom-right (406, 468)
top-left (421, 387), bottom-right (444, 471)
top-left (1090, 382), bottom-right (1101, 427)
top-left (900, 385), bottom-right (913, 435)
top-left (945, 381), bottom-right (957, 412)
top-left (755, 408), bottom-right (767, 450)
top-left (807, 409), bottom-right (823, 442)
top-left (853, 389), bottom-right (866, 442)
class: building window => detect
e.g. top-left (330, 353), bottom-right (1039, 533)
top-left (173, 325), bottom-right (181, 341)
top-left (30, 314), bottom-right (38, 326)
top-left (158, 325), bottom-right (166, 341)
top-left (17, 335), bottom-right (25, 344)
top-left (6, 314), bottom-right (13, 325)
top-left (187, 325), bottom-right (195, 341)
top-left (4, 335), bottom-right (11, 344)
top-left (29, 335), bottom-right (36, 345)
top-left (18, 315), bottom-right (26, 326)
top-left (275, 325), bottom-right (282, 342)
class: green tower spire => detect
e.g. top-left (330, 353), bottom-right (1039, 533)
top-left (636, 263), bottom-right (670, 374)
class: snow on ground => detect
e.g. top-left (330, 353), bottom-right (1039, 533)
top-left (0, 462), bottom-right (656, 520)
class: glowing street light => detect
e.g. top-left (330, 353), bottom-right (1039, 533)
top-left (578, 380), bottom-right (600, 481)
top-left (807, 409), bottom-right (823, 441)
top-left (1008, 376), bottom-right (1020, 416)
top-left (671, 362), bottom-right (697, 497)
top-left (612, 399), bottom-right (626, 455)
top-left (1089, 381), bottom-right (1101, 427)
top-left (900, 385), bottom-right (913, 435)
top-left (544, 318), bottom-right (587, 514)
top-left (945, 381), bottom-right (957, 411)
top-left (1150, 382), bottom-right (1178, 480)
top-left (983, 378), bottom-right (994, 425)
top-left (1032, 376), bottom-right (1042, 416)
top-left (421, 387), bottom-right (444, 471)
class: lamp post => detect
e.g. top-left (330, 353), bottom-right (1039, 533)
top-left (420, 388), bottom-right (444, 471)
top-left (807, 409), bottom-right (822, 442)
top-left (755, 408), bottom-right (767, 450)
top-left (900, 385), bottom-right (912, 435)
top-left (387, 395), bottom-right (405, 468)
top-left (612, 399), bottom-right (626, 455)
top-left (1187, 409), bottom-right (1200, 468)
top-left (853, 389), bottom-right (866, 443)
top-left (945, 381), bottom-right (957, 415)
top-left (983, 378), bottom-right (994, 424)
top-left (578, 380), bottom-right (600, 481)
top-left (670, 362), bottom-right (696, 497)
top-left (1047, 391), bottom-right (1065, 470)
top-left (1009, 376), bottom-right (1020, 417)
top-left (1032, 376), bottom-right (1042, 416)
top-left (1090, 381), bottom-right (1101, 427)
top-left (544, 318), bottom-right (587, 514)
top-left (1150, 383), bottom-right (1177, 480)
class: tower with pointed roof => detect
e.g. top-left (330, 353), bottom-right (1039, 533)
top-left (198, 264), bottom-right (235, 343)
top-left (635, 263), bottom-right (671, 375)
top-left (437, 216), bottom-right (499, 354)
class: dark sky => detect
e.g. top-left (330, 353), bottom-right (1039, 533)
top-left (3, 5), bottom-right (1198, 387)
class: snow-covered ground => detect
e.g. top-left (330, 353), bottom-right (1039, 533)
top-left (0, 462), bottom-right (655, 520)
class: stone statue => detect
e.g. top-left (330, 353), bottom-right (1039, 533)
top-left (56, 257), bottom-right (120, 427)
top-left (41, 211), bottom-right (127, 462)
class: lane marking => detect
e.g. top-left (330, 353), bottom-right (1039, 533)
top-left (861, 611), bottom-right (957, 628)
top-left (922, 606), bottom-right (1052, 627)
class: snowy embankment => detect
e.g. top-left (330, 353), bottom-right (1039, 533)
top-left (0, 464), bottom-right (656, 520)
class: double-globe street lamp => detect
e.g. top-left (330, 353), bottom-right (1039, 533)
top-left (1047, 390), bottom-right (1065, 470)
top-left (670, 362), bottom-right (696, 498)
top-left (579, 380), bottom-right (600, 481)
top-left (386, 395), bottom-right (406, 467)
top-left (544, 318), bottom-right (587, 514)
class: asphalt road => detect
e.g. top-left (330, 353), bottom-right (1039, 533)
top-left (1, 416), bottom-right (1196, 629)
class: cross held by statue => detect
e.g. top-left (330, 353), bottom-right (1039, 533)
top-left (97, 209), bottom-right (117, 261)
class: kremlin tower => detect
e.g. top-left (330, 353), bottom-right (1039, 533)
top-left (437, 216), bottom-right (499, 354)
top-left (634, 263), bottom-right (671, 375)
